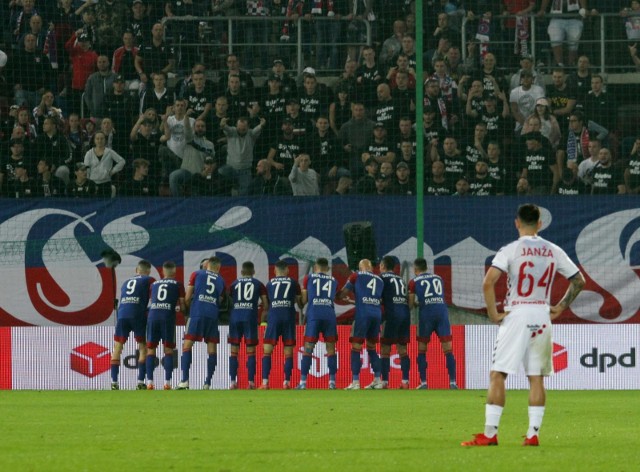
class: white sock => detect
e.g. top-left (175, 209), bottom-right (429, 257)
top-left (527, 406), bottom-right (545, 438)
top-left (484, 404), bottom-right (504, 438)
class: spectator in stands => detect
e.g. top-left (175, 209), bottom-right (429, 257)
top-left (355, 157), bottom-right (379, 194)
top-left (67, 162), bottom-right (97, 197)
top-left (460, 121), bottom-right (489, 170)
top-left (577, 138), bottom-right (602, 191)
top-left (522, 98), bottom-right (561, 149)
top-left (361, 122), bottom-right (396, 166)
top-left (5, 161), bottom-right (36, 198)
top-left (298, 70), bottom-right (333, 124)
top-left (396, 139), bottom-right (416, 177)
top-left (338, 100), bottom-right (375, 176)
top-left (303, 0), bottom-right (339, 70)
top-left (242, 0), bottom-right (270, 71)
top-left (478, 92), bottom-right (510, 143)
top-left (590, 148), bottom-right (625, 194)
top-left (32, 90), bottom-right (64, 133)
top-left (556, 166), bottom-right (585, 195)
top-left (65, 112), bottom-right (87, 164)
top-left (207, 96), bottom-right (230, 157)
top-left (158, 99), bottom-right (195, 183)
top-left (111, 30), bottom-right (140, 92)
top-left (188, 156), bottom-right (230, 196)
top-left (9, 33), bottom-right (53, 110)
top-left (502, 2), bottom-right (537, 68)
top-left (582, 74), bottom-right (616, 132)
top-left (372, 83), bottom-right (403, 131)
top-left (284, 98), bottom-right (311, 138)
top-left (329, 83), bottom-right (352, 136)
top-left (379, 20), bottom-right (406, 70)
top-left (270, 58), bottom-right (297, 97)
top-left (423, 107), bottom-right (446, 150)
top-left (356, 46), bottom-right (383, 109)
top-left (120, 158), bottom-right (154, 197)
top-left (0, 139), bottom-right (29, 192)
top-left (289, 153), bottom-right (319, 196)
top-left (387, 54), bottom-right (417, 92)
top-left (10, 0), bottom-right (40, 45)
top-left (562, 110), bottom-right (608, 171)
top-left (99, 117), bottom-right (126, 158)
top-left (469, 159), bottom-right (501, 196)
top-left (84, 131), bottom-right (126, 197)
top-left (478, 53), bottom-right (509, 98)
top-left (65, 30), bottom-right (98, 115)
top-left (395, 116), bottom-right (416, 157)
top-left (104, 75), bottom-right (137, 143)
top-left (334, 59), bottom-right (359, 98)
top-left (169, 119), bottom-right (214, 197)
top-left (333, 175), bottom-right (352, 195)
top-left (94, 0), bottom-right (129, 57)
top-left (224, 73), bottom-right (251, 123)
top-left (520, 131), bottom-right (557, 195)
top-left (220, 116), bottom-right (265, 195)
top-left (309, 115), bottom-right (348, 190)
top-left (15, 107), bottom-right (38, 143)
top-left (84, 55), bottom-right (117, 119)
top-left (36, 116), bottom-right (73, 184)
top-left (183, 70), bottom-right (214, 122)
top-left (431, 135), bottom-right (467, 184)
top-left (18, 14), bottom-right (47, 53)
top-left (624, 136), bottom-right (640, 193)
top-left (509, 54), bottom-right (545, 92)
top-left (510, 70), bottom-right (546, 133)
top-left (258, 73), bottom-right (287, 139)
top-left (140, 71), bottom-right (174, 116)
top-left (128, 0), bottom-right (152, 48)
top-left (135, 22), bottom-right (175, 89)
top-left (247, 158), bottom-right (291, 195)
top-left (266, 118), bottom-right (305, 177)
top-left (130, 113), bottom-right (161, 168)
top-left (538, 0), bottom-right (588, 66)
top-left (571, 55), bottom-right (593, 105)
top-left (547, 67), bottom-right (577, 134)
top-left (425, 159), bottom-right (453, 196)
top-left (389, 161), bottom-right (414, 195)
top-left (34, 158), bottom-right (65, 197)
top-left (425, 78), bottom-right (455, 133)
top-left (452, 175), bottom-right (470, 196)
top-left (486, 141), bottom-right (509, 194)
top-left (218, 54), bottom-right (254, 94)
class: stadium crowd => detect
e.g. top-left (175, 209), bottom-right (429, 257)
top-left (1, 0), bottom-right (640, 197)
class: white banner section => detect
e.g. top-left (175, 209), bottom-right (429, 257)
top-left (465, 325), bottom-right (640, 390)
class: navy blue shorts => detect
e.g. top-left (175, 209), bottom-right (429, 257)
top-left (264, 317), bottom-right (296, 346)
top-left (185, 317), bottom-right (220, 343)
top-left (114, 317), bottom-right (146, 343)
top-left (303, 317), bottom-right (338, 343)
top-left (228, 319), bottom-right (258, 346)
top-left (417, 311), bottom-right (452, 343)
top-left (146, 316), bottom-right (176, 348)
top-left (380, 313), bottom-right (410, 345)
top-left (349, 314), bottom-right (381, 344)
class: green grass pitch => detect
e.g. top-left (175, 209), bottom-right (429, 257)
top-left (1, 390), bottom-right (638, 471)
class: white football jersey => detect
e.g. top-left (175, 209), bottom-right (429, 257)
top-left (492, 235), bottom-right (579, 310)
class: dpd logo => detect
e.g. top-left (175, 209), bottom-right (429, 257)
top-left (553, 343), bottom-right (568, 373)
top-left (70, 342), bottom-right (110, 377)
top-left (580, 348), bottom-right (636, 373)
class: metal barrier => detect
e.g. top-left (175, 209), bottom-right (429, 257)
top-left (161, 15), bottom-right (372, 76)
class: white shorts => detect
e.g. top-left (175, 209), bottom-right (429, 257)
top-left (491, 305), bottom-right (553, 376)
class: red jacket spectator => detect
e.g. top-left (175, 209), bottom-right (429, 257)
top-left (65, 32), bottom-right (98, 91)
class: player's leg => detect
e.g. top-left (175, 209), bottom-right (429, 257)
top-left (397, 313), bottom-right (411, 389)
top-left (416, 314), bottom-right (432, 389)
top-left (523, 316), bottom-right (552, 445)
top-left (110, 340), bottom-right (125, 389)
top-left (347, 318), bottom-right (365, 389)
top-left (524, 375), bottom-right (545, 445)
top-left (161, 319), bottom-right (177, 389)
top-left (261, 318), bottom-right (277, 388)
top-left (178, 338), bottom-right (196, 389)
top-left (364, 316), bottom-right (382, 388)
top-left (324, 319), bottom-right (338, 389)
top-left (282, 319), bottom-right (296, 388)
top-left (380, 343), bottom-right (392, 387)
top-left (439, 338), bottom-right (457, 389)
top-left (202, 319), bottom-right (220, 389)
top-left (246, 321), bottom-right (259, 389)
top-left (298, 319), bottom-right (318, 389)
top-left (136, 341), bottom-right (148, 389)
top-left (228, 319), bottom-right (241, 389)
top-left (145, 319), bottom-right (160, 389)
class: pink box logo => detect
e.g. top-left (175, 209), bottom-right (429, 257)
top-left (553, 343), bottom-right (568, 372)
top-left (70, 342), bottom-right (110, 378)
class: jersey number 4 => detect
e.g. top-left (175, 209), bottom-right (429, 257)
top-left (517, 262), bottom-right (555, 298)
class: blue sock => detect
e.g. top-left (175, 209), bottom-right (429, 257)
top-left (110, 362), bottom-right (119, 383)
top-left (229, 355), bottom-right (238, 382)
top-left (381, 356), bottom-right (390, 381)
top-left (181, 349), bottom-right (192, 382)
top-left (146, 354), bottom-right (156, 382)
top-left (284, 356), bottom-right (293, 382)
top-left (262, 353), bottom-right (272, 382)
top-left (445, 352), bottom-right (457, 383)
top-left (300, 354), bottom-right (312, 382)
top-left (400, 354), bottom-right (410, 381)
top-left (368, 349), bottom-right (381, 377)
top-left (162, 355), bottom-right (173, 382)
top-left (417, 352), bottom-right (427, 383)
top-left (137, 358), bottom-right (146, 382)
top-left (351, 349), bottom-right (361, 380)
top-left (327, 354), bottom-right (337, 381)
top-left (206, 354), bottom-right (217, 384)
top-left (247, 354), bottom-right (256, 382)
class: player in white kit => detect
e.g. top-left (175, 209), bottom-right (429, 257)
top-left (462, 203), bottom-right (585, 447)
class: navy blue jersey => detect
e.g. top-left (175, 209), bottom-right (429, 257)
top-left (380, 271), bottom-right (410, 319)
top-left (229, 277), bottom-right (266, 322)
top-left (303, 272), bottom-right (337, 320)
top-left (188, 269), bottom-right (226, 319)
top-left (344, 271), bottom-right (383, 317)
top-left (266, 276), bottom-right (300, 318)
top-left (148, 278), bottom-right (185, 319)
top-left (409, 272), bottom-right (449, 317)
top-left (117, 275), bottom-right (154, 320)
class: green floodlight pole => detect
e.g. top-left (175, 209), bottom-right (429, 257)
top-left (415, 2), bottom-right (425, 258)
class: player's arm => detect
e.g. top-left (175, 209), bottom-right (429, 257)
top-left (184, 285), bottom-right (195, 309)
top-left (178, 297), bottom-right (187, 315)
top-left (550, 272), bottom-right (586, 320)
top-left (408, 292), bottom-right (416, 309)
top-left (482, 266), bottom-right (506, 323)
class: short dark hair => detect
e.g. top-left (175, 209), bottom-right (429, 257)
top-left (163, 260), bottom-right (176, 271)
top-left (137, 260), bottom-right (152, 272)
top-left (315, 257), bottom-right (329, 270)
top-left (275, 260), bottom-right (288, 271)
top-left (517, 203), bottom-right (540, 226)
top-left (381, 255), bottom-right (396, 271)
top-left (414, 257), bottom-right (427, 271)
top-left (241, 261), bottom-right (255, 275)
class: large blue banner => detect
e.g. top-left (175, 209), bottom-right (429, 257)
top-left (0, 197), bottom-right (639, 326)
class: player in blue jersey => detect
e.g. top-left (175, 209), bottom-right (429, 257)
top-left (110, 260), bottom-right (155, 390)
top-left (260, 260), bottom-right (302, 389)
top-left (297, 257), bottom-right (339, 390)
top-left (338, 259), bottom-right (384, 390)
top-left (228, 261), bottom-right (268, 389)
top-left (379, 255), bottom-right (411, 389)
top-left (408, 257), bottom-right (458, 390)
top-left (177, 256), bottom-right (226, 390)
top-left (145, 261), bottom-right (186, 390)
